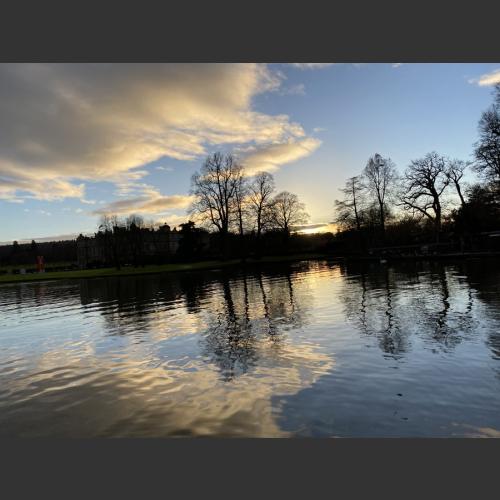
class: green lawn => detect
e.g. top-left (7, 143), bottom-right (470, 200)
top-left (0, 261), bottom-right (74, 273)
top-left (0, 253), bottom-right (330, 284)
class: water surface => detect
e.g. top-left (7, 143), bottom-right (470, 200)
top-left (1, 259), bottom-right (500, 437)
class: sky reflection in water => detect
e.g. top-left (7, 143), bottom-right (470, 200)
top-left (0, 259), bottom-right (499, 437)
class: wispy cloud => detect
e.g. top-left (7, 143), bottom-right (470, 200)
top-left (392, 63), bottom-right (403, 68)
top-left (280, 83), bottom-right (306, 96)
top-left (240, 137), bottom-right (321, 175)
top-left (0, 63), bottom-right (318, 202)
top-left (93, 190), bottom-right (194, 217)
top-left (469, 68), bottom-right (500, 86)
top-left (0, 232), bottom-right (87, 245)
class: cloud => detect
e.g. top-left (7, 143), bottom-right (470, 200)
top-left (0, 233), bottom-right (87, 245)
top-left (93, 190), bottom-right (194, 217)
top-left (0, 170), bottom-right (84, 202)
top-left (469, 68), bottom-right (500, 86)
top-left (290, 63), bottom-right (335, 70)
top-left (280, 83), bottom-right (306, 96)
top-left (155, 166), bottom-right (174, 172)
top-left (151, 213), bottom-right (194, 228)
top-left (0, 63), bottom-right (317, 202)
top-left (392, 63), bottom-right (403, 68)
top-left (241, 137), bottom-right (321, 175)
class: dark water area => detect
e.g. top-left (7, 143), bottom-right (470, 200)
top-left (1, 258), bottom-right (500, 437)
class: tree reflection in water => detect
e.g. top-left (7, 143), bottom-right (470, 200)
top-left (340, 260), bottom-right (491, 358)
top-left (2, 259), bottom-right (500, 436)
top-left (77, 264), bottom-right (313, 381)
top-left (200, 268), bottom-right (308, 381)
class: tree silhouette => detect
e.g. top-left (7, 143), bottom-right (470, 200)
top-left (474, 84), bottom-right (500, 186)
top-left (270, 191), bottom-right (308, 237)
top-left (190, 152), bottom-right (244, 256)
top-left (446, 159), bottom-right (469, 207)
top-left (334, 175), bottom-right (365, 231)
top-left (363, 153), bottom-right (397, 237)
top-left (248, 171), bottom-right (276, 253)
top-left (400, 152), bottom-right (449, 240)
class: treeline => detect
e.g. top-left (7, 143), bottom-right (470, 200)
top-left (333, 84), bottom-right (500, 254)
top-left (96, 154), bottom-right (316, 264)
top-left (92, 211), bottom-right (334, 269)
top-left (0, 239), bottom-right (77, 268)
top-left (189, 152), bottom-right (310, 257)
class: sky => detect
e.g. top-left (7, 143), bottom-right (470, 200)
top-left (1, 62), bottom-right (500, 243)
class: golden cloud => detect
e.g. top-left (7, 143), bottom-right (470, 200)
top-left (93, 192), bottom-right (194, 216)
top-left (241, 137), bottom-right (321, 175)
top-left (0, 64), bottom-right (319, 202)
top-left (470, 68), bottom-right (500, 87)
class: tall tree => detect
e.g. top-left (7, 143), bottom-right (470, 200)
top-left (125, 214), bottom-right (145, 229)
top-left (334, 175), bottom-right (365, 231)
top-left (190, 152), bottom-right (243, 237)
top-left (400, 152), bottom-right (449, 239)
top-left (363, 153), bottom-right (397, 235)
top-left (474, 84), bottom-right (500, 186)
top-left (446, 159), bottom-right (469, 207)
top-left (271, 191), bottom-right (308, 236)
top-left (233, 173), bottom-right (248, 237)
top-left (248, 171), bottom-right (275, 239)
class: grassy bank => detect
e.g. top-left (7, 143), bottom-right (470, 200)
top-left (0, 253), bottom-right (331, 285)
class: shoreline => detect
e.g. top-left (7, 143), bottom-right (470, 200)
top-left (0, 253), bottom-right (331, 285)
top-left (344, 251), bottom-right (500, 263)
top-left (2, 251), bottom-right (499, 285)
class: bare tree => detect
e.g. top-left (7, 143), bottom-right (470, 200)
top-left (334, 175), bottom-right (365, 231)
top-left (446, 159), bottom-right (469, 207)
top-left (363, 153), bottom-right (397, 235)
top-left (232, 173), bottom-right (248, 236)
top-left (189, 152), bottom-right (243, 236)
top-left (248, 171), bottom-right (275, 239)
top-left (189, 152), bottom-right (244, 257)
top-left (474, 84), bottom-right (500, 185)
top-left (98, 214), bottom-right (115, 233)
top-left (271, 191), bottom-right (308, 236)
top-left (399, 152), bottom-right (449, 238)
top-left (125, 214), bottom-right (145, 229)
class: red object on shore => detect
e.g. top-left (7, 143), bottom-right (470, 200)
top-left (36, 255), bottom-right (45, 273)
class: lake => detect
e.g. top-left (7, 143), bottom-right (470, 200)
top-left (1, 258), bottom-right (500, 437)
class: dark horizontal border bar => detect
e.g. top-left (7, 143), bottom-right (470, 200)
top-left (2, 3), bottom-right (500, 62)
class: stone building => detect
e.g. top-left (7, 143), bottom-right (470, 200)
top-left (76, 224), bottom-right (184, 268)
